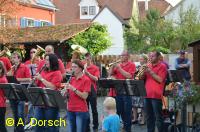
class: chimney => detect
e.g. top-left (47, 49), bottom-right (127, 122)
top-left (145, 0), bottom-right (148, 11)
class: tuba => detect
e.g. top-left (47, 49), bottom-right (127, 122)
top-left (31, 45), bottom-right (45, 64)
top-left (0, 46), bottom-right (11, 57)
top-left (71, 44), bottom-right (88, 55)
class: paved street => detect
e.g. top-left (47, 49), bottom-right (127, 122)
top-left (6, 97), bottom-right (147, 132)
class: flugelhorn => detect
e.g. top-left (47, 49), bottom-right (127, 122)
top-left (135, 60), bottom-right (151, 80)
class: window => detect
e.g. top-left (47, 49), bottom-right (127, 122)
top-left (81, 6), bottom-right (88, 15)
top-left (41, 21), bottom-right (49, 26)
top-left (89, 6), bottom-right (96, 15)
top-left (0, 15), bottom-right (6, 27)
top-left (27, 19), bottom-right (34, 27)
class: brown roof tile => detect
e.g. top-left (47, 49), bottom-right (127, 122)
top-left (53, 0), bottom-right (134, 24)
top-left (0, 23), bottom-right (91, 44)
top-left (139, 0), bottom-right (171, 20)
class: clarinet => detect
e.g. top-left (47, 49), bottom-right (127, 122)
top-left (61, 71), bottom-right (74, 97)
top-left (27, 64), bottom-right (46, 88)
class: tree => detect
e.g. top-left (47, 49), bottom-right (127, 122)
top-left (0, 0), bottom-right (20, 15)
top-left (125, 7), bottom-right (200, 53)
top-left (124, 9), bottom-right (175, 54)
top-left (67, 23), bottom-right (112, 55)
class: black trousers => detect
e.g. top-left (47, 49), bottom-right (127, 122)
top-left (0, 107), bottom-right (7, 132)
top-left (86, 86), bottom-right (99, 130)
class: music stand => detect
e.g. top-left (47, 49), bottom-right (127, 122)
top-left (28, 87), bottom-right (66, 110)
top-left (6, 76), bottom-right (19, 84)
top-left (168, 70), bottom-right (184, 83)
top-left (98, 79), bottom-right (146, 96)
top-left (124, 80), bottom-right (146, 96)
top-left (0, 83), bottom-right (29, 101)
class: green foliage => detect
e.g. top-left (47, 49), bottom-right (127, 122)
top-left (125, 7), bottom-right (200, 53)
top-left (67, 23), bottom-right (111, 55)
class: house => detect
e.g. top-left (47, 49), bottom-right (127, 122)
top-left (164, 0), bottom-right (200, 22)
top-left (53, 0), bottom-right (138, 55)
top-left (138, 0), bottom-right (172, 20)
top-left (0, 0), bottom-right (56, 28)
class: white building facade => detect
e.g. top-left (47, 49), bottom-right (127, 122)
top-left (165, 0), bottom-right (200, 22)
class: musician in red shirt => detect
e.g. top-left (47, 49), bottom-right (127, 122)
top-left (34, 53), bottom-right (62, 132)
top-left (109, 51), bottom-right (136, 132)
top-left (24, 48), bottom-right (41, 130)
top-left (144, 51), bottom-right (167, 132)
top-left (0, 56), bottom-right (12, 73)
top-left (84, 53), bottom-right (100, 131)
top-left (0, 61), bottom-right (8, 132)
top-left (65, 59), bottom-right (91, 132)
top-left (9, 51), bottom-right (31, 132)
top-left (37, 45), bottom-right (65, 78)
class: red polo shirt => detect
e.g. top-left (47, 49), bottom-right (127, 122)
top-left (112, 61), bottom-right (136, 79)
top-left (36, 70), bottom-right (62, 90)
top-left (0, 57), bottom-right (12, 72)
top-left (145, 62), bottom-right (167, 99)
top-left (67, 75), bottom-right (91, 112)
top-left (13, 63), bottom-right (31, 79)
top-left (0, 76), bottom-right (8, 107)
top-left (86, 64), bottom-right (100, 91)
top-left (109, 61), bottom-right (136, 96)
top-left (37, 59), bottom-right (65, 74)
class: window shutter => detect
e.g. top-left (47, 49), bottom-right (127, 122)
top-left (20, 17), bottom-right (26, 28)
top-left (34, 20), bottom-right (41, 27)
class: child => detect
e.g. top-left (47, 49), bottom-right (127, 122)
top-left (102, 97), bottom-right (120, 132)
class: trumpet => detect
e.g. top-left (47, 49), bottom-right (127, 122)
top-left (108, 60), bottom-right (121, 67)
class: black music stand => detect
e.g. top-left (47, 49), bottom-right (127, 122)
top-left (98, 79), bottom-right (146, 96)
top-left (0, 83), bottom-right (30, 101)
top-left (6, 76), bottom-right (19, 84)
top-left (168, 70), bottom-right (184, 83)
top-left (167, 70), bottom-right (185, 132)
top-left (28, 87), bottom-right (66, 110)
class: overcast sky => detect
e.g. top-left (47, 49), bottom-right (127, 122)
top-left (165, 0), bottom-right (182, 6)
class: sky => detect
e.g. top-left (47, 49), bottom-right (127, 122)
top-left (165, 0), bottom-right (182, 6)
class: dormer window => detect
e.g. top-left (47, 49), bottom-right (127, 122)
top-left (89, 6), bottom-right (96, 15)
top-left (81, 6), bottom-right (88, 15)
top-left (79, 0), bottom-right (99, 19)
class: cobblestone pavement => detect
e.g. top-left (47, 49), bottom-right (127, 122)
top-left (6, 97), bottom-right (147, 132)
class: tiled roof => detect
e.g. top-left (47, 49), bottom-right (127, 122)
top-left (0, 23), bottom-right (91, 44)
top-left (53, 0), bottom-right (134, 24)
top-left (19, 0), bottom-right (56, 10)
top-left (97, 0), bottom-right (134, 20)
top-left (138, 0), bottom-right (171, 20)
